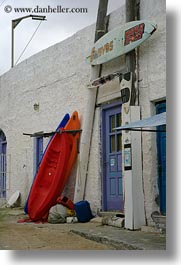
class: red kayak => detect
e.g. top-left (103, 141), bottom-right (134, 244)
top-left (27, 111), bottom-right (81, 221)
top-left (28, 132), bottom-right (71, 221)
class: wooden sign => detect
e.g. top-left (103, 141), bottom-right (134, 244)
top-left (86, 20), bottom-right (157, 65)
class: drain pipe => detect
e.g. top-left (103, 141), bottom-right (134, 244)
top-left (74, 0), bottom-right (109, 202)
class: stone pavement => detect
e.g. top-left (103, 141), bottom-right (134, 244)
top-left (70, 221), bottom-right (166, 250)
top-left (0, 207), bottom-right (166, 250)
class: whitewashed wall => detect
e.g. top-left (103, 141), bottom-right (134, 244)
top-left (0, 23), bottom-right (95, 204)
top-left (139, 0), bottom-right (166, 225)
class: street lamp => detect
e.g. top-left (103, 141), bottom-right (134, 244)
top-left (11, 15), bottom-right (46, 68)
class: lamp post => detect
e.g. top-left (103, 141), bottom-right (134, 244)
top-left (11, 15), bottom-right (46, 68)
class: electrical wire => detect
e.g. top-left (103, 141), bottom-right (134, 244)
top-left (0, 0), bottom-right (6, 7)
top-left (15, 20), bottom-right (43, 66)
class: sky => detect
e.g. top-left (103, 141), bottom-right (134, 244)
top-left (0, 0), bottom-right (124, 75)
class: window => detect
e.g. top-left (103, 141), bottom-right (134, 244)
top-left (109, 113), bottom-right (122, 153)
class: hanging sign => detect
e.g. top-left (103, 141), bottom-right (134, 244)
top-left (86, 20), bottom-right (157, 65)
top-left (120, 72), bottom-right (132, 114)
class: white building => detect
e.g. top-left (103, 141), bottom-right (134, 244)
top-left (0, 0), bottom-right (166, 228)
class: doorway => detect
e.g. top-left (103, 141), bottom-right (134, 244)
top-left (102, 103), bottom-right (123, 211)
top-left (156, 102), bottom-right (166, 215)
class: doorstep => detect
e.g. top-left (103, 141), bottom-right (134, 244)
top-left (98, 211), bottom-right (124, 218)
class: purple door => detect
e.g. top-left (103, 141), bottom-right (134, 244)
top-left (102, 103), bottom-right (123, 211)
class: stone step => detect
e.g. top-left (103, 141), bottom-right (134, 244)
top-left (98, 211), bottom-right (125, 218)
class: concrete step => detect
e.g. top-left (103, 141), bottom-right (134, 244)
top-left (98, 211), bottom-right (125, 218)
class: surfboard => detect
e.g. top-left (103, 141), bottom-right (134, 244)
top-left (24, 113), bottom-right (70, 214)
top-left (27, 111), bottom-right (80, 221)
top-left (86, 20), bottom-right (157, 65)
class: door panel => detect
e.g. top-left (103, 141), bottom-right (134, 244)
top-left (102, 104), bottom-right (123, 211)
top-left (156, 102), bottom-right (166, 215)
